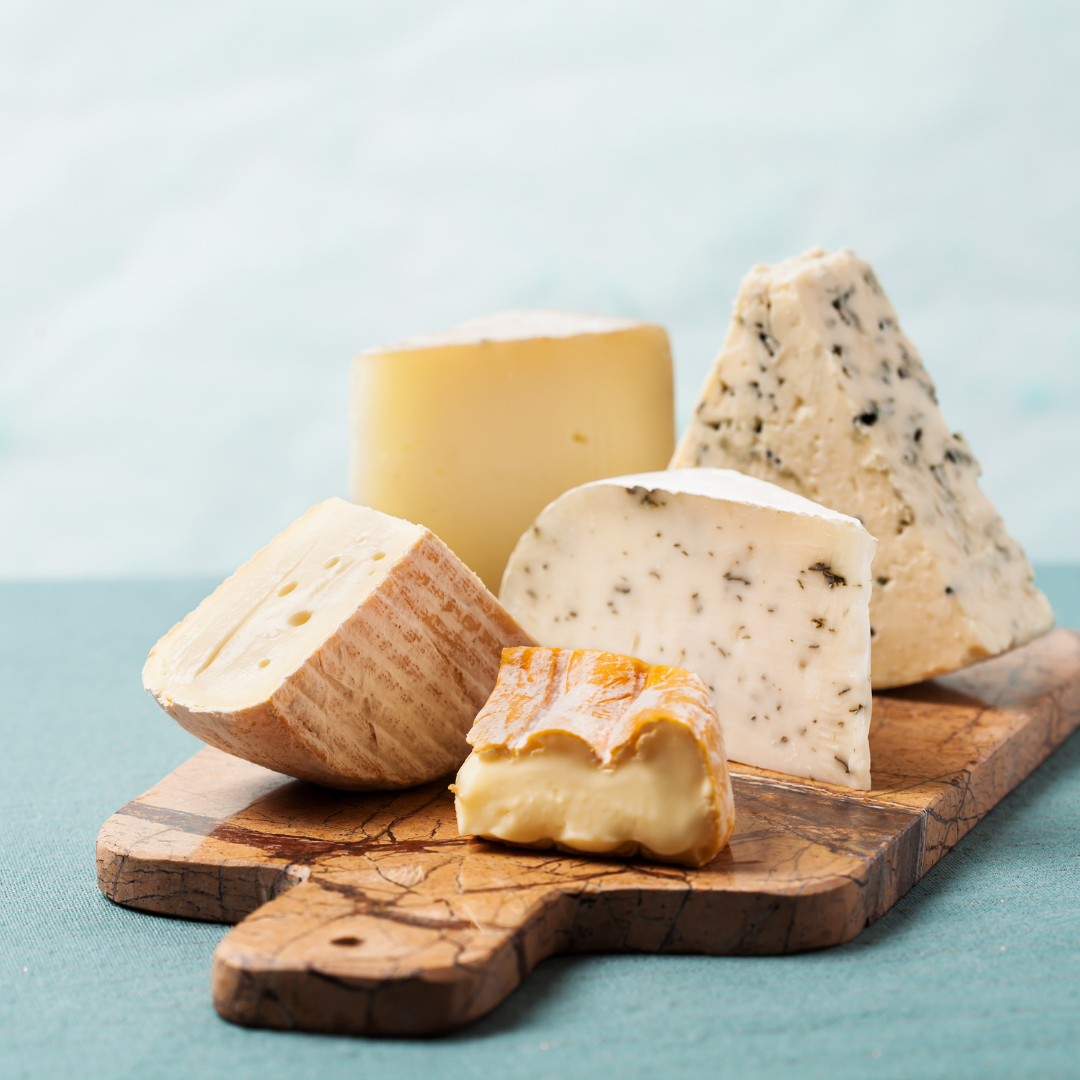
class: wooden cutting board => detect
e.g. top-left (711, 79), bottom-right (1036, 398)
top-left (98, 628), bottom-right (1080, 1037)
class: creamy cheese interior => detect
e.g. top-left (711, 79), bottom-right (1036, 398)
top-left (454, 721), bottom-right (717, 862)
top-left (147, 498), bottom-right (421, 710)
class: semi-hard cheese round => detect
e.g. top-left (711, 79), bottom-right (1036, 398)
top-left (143, 497), bottom-right (534, 789)
top-left (350, 310), bottom-right (675, 592)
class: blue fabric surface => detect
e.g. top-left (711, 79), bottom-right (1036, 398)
top-left (1, 573), bottom-right (1079, 1079)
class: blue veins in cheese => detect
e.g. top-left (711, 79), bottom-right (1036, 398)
top-left (499, 468), bottom-right (877, 790)
top-left (671, 247), bottom-right (1053, 688)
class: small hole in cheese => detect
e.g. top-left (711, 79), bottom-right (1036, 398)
top-left (373, 551), bottom-right (386, 561)
top-left (324, 556), bottom-right (340, 569)
top-left (257, 659), bottom-right (271, 668)
top-left (277, 581), bottom-right (298, 597)
top-left (288, 611), bottom-right (312, 627)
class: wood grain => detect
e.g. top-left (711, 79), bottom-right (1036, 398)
top-left (97, 629), bottom-right (1080, 1036)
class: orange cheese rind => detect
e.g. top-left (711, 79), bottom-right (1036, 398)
top-left (456, 646), bottom-right (736, 867)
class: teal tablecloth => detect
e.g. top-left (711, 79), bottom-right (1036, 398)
top-left (2, 571), bottom-right (1079, 1079)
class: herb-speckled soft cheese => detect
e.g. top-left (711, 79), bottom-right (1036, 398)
top-left (671, 247), bottom-right (1053, 688)
top-left (499, 469), bottom-right (876, 789)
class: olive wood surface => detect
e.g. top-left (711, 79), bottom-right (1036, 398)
top-left (97, 628), bottom-right (1080, 1037)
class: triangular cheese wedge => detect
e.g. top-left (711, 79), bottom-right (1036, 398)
top-left (143, 497), bottom-right (534, 789)
top-left (672, 247), bottom-right (1053, 687)
top-left (453, 647), bottom-right (735, 867)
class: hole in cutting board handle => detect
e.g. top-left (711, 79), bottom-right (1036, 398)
top-left (331, 936), bottom-right (363, 947)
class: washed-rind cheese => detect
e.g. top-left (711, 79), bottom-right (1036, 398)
top-left (350, 310), bottom-right (674, 592)
top-left (500, 469), bottom-right (876, 789)
top-left (143, 497), bottom-right (534, 790)
top-left (453, 647), bottom-right (735, 867)
top-left (671, 247), bottom-right (1053, 688)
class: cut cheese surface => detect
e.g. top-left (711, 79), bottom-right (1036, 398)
top-left (144, 497), bottom-right (534, 790)
top-left (500, 470), bottom-right (876, 789)
top-left (350, 310), bottom-right (675, 592)
top-left (151, 504), bottom-right (418, 711)
top-left (453, 647), bottom-right (734, 867)
top-left (671, 247), bottom-right (1053, 687)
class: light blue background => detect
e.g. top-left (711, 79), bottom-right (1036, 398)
top-left (1, 0), bottom-right (1077, 574)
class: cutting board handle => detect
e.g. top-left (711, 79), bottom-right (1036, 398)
top-left (211, 875), bottom-right (575, 1036)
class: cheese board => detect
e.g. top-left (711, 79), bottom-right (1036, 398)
top-left (97, 627), bottom-right (1080, 1036)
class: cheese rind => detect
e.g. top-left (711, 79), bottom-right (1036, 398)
top-left (671, 247), bottom-right (1053, 687)
top-left (453, 647), bottom-right (734, 867)
top-left (143, 497), bottom-right (534, 790)
top-left (350, 310), bottom-right (675, 592)
top-left (499, 470), bottom-right (876, 789)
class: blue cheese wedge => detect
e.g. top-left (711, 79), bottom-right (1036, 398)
top-left (671, 247), bottom-right (1053, 688)
top-left (499, 469), bottom-right (876, 789)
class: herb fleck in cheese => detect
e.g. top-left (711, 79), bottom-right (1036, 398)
top-left (500, 469), bottom-right (875, 790)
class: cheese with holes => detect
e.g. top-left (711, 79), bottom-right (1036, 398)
top-left (500, 469), bottom-right (876, 789)
top-left (143, 497), bottom-right (534, 790)
top-left (452, 647), bottom-right (735, 866)
top-left (671, 247), bottom-right (1053, 687)
top-left (350, 310), bottom-right (675, 592)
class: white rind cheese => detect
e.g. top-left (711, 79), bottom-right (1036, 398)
top-left (499, 470), bottom-right (876, 789)
top-left (350, 310), bottom-right (674, 592)
top-left (671, 247), bottom-right (1053, 688)
top-left (143, 497), bottom-right (534, 790)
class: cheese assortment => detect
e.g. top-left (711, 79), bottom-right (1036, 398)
top-left (349, 310), bottom-right (675, 592)
top-left (452, 646), bottom-right (735, 867)
top-left (671, 247), bottom-right (1053, 687)
top-left (139, 254), bottom-right (1053, 872)
top-left (143, 497), bottom-right (534, 790)
top-left (499, 469), bottom-right (876, 789)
